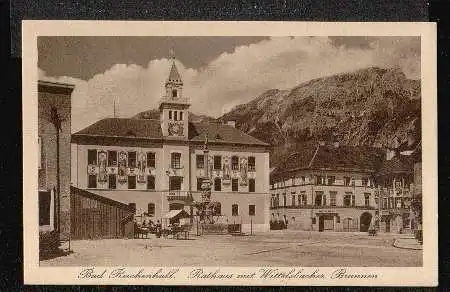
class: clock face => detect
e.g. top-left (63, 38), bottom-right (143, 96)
top-left (168, 122), bottom-right (184, 136)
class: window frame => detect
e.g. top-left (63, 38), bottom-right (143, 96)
top-left (214, 177), bottom-right (222, 191)
top-left (232, 178), bottom-right (239, 192)
top-left (232, 204), bottom-right (239, 216)
top-left (128, 151), bottom-right (137, 168)
top-left (248, 178), bottom-right (255, 192)
top-left (196, 155), bottom-right (204, 169)
top-left (213, 155), bottom-right (222, 170)
top-left (128, 175), bottom-right (137, 189)
top-left (88, 174), bottom-right (97, 188)
top-left (329, 191), bottom-right (337, 207)
top-left (146, 152), bottom-right (156, 168)
top-left (107, 150), bottom-right (117, 166)
top-left (249, 204), bottom-right (256, 216)
top-left (88, 149), bottom-right (97, 165)
top-left (248, 156), bottom-right (256, 171)
top-left (147, 175), bottom-right (155, 190)
top-left (231, 156), bottom-right (239, 170)
top-left (108, 174), bottom-right (117, 189)
top-left (364, 193), bottom-right (370, 207)
top-left (148, 203), bottom-right (155, 216)
top-left (344, 193), bottom-right (352, 206)
top-left (171, 152), bottom-right (181, 169)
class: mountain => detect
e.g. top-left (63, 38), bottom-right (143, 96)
top-left (132, 109), bottom-right (216, 123)
top-left (218, 67), bottom-right (421, 167)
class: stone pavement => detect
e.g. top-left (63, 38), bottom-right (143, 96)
top-left (392, 235), bottom-right (423, 250)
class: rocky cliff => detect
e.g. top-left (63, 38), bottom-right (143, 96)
top-left (218, 67), bottom-right (421, 166)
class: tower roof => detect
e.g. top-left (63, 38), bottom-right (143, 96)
top-left (167, 59), bottom-right (182, 83)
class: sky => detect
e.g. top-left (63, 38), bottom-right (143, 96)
top-left (38, 36), bottom-right (421, 133)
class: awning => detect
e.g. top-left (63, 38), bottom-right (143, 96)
top-left (163, 209), bottom-right (189, 219)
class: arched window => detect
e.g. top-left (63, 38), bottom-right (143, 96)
top-left (172, 89), bottom-right (177, 97)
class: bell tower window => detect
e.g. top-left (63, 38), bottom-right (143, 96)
top-left (172, 89), bottom-right (177, 97)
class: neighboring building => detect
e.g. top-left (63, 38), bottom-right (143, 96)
top-left (71, 57), bottom-right (271, 233)
top-left (38, 80), bottom-right (74, 252)
top-left (375, 153), bottom-right (414, 233)
top-left (270, 142), bottom-right (383, 232)
top-left (411, 143), bottom-right (422, 231)
top-left (70, 186), bottom-right (135, 239)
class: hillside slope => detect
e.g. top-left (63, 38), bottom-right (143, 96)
top-left (218, 67), bottom-right (421, 167)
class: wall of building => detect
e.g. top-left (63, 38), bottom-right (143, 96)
top-left (38, 85), bottom-right (72, 237)
top-left (189, 145), bottom-right (270, 194)
top-left (271, 170), bottom-right (377, 209)
top-left (71, 143), bottom-right (166, 190)
top-left (273, 208), bottom-right (375, 232)
top-left (72, 141), bottom-right (271, 233)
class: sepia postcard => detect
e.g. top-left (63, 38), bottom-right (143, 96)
top-left (22, 21), bottom-right (437, 286)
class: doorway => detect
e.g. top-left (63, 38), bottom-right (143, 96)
top-left (318, 216), bottom-right (324, 232)
top-left (385, 218), bottom-right (391, 232)
top-left (360, 212), bottom-right (372, 232)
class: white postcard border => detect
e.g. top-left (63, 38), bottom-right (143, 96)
top-left (22, 21), bottom-right (438, 286)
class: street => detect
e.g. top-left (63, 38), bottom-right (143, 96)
top-left (40, 230), bottom-right (422, 267)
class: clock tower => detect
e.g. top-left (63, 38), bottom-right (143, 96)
top-left (159, 53), bottom-right (190, 139)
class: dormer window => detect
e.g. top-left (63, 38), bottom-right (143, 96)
top-left (172, 89), bottom-right (177, 98)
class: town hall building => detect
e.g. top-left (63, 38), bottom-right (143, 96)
top-left (70, 56), bottom-right (271, 233)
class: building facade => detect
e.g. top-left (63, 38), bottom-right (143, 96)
top-left (270, 140), bottom-right (422, 233)
top-left (71, 58), bottom-right (271, 233)
top-left (38, 81), bottom-right (74, 243)
top-left (270, 142), bottom-right (383, 232)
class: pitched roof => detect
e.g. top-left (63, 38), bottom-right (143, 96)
top-left (72, 118), bottom-right (163, 140)
top-left (70, 186), bottom-right (135, 212)
top-left (377, 154), bottom-right (413, 176)
top-left (188, 122), bottom-right (269, 146)
top-left (168, 61), bottom-right (182, 83)
top-left (72, 118), bottom-right (269, 146)
top-left (273, 142), bottom-right (384, 176)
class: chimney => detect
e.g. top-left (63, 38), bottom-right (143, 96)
top-left (226, 120), bottom-right (236, 128)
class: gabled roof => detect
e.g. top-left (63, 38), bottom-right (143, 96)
top-left (72, 118), bottom-right (269, 147)
top-left (273, 142), bottom-right (384, 177)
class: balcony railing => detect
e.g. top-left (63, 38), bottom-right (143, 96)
top-left (166, 190), bottom-right (193, 202)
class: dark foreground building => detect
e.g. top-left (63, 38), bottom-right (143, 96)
top-left (38, 80), bottom-right (74, 255)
